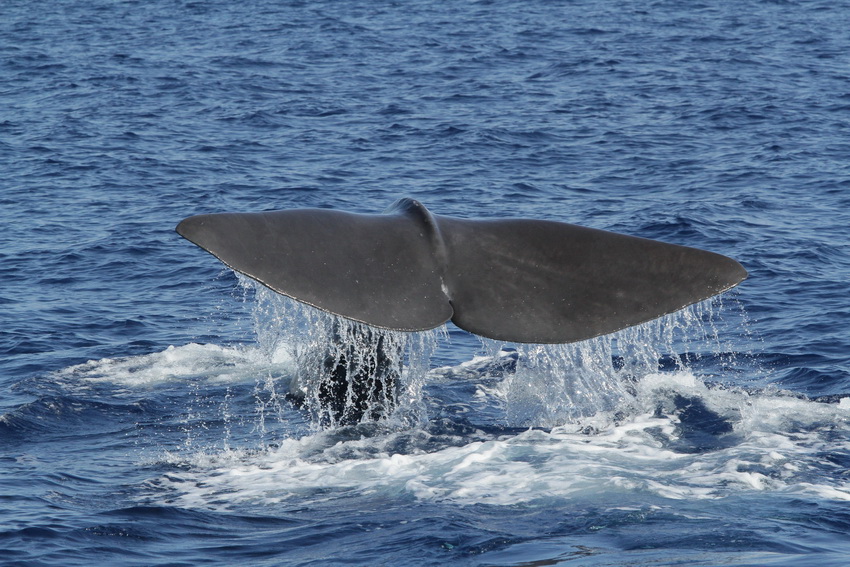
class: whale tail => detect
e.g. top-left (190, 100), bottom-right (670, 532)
top-left (176, 198), bottom-right (747, 344)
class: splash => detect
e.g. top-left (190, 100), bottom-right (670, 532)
top-left (62, 276), bottom-right (749, 436)
top-left (241, 273), bottom-right (752, 429)
top-left (155, 378), bottom-right (850, 511)
top-left (474, 297), bottom-right (754, 428)
top-left (241, 276), bottom-right (442, 429)
top-left (137, 284), bottom-right (850, 512)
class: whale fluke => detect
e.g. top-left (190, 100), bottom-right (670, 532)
top-left (176, 198), bottom-right (747, 344)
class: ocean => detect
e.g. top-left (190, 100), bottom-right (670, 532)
top-left (3, 0), bottom-right (850, 565)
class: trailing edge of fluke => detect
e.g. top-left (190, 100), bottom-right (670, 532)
top-left (176, 198), bottom-right (747, 344)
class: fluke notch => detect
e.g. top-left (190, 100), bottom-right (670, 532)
top-left (176, 198), bottom-right (747, 344)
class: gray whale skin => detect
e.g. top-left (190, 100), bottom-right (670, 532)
top-left (176, 198), bottom-right (747, 344)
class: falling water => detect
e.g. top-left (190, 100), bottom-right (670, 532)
top-left (238, 273), bottom-right (748, 431)
top-left (475, 297), bottom-right (751, 428)
top-left (240, 275), bottom-right (441, 429)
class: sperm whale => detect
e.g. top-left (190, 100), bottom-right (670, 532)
top-left (176, 198), bottom-right (747, 423)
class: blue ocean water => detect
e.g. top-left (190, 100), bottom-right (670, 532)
top-left (3, 0), bottom-right (850, 565)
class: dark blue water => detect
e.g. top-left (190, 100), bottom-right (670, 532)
top-left (3, 0), bottom-right (850, 565)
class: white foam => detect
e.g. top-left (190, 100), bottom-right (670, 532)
top-left (148, 368), bottom-right (850, 510)
top-left (56, 342), bottom-right (295, 388)
top-left (89, 278), bottom-right (843, 510)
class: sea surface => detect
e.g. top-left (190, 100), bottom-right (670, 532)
top-left (3, 1), bottom-right (850, 565)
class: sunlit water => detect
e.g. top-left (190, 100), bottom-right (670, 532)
top-left (3, 0), bottom-right (850, 565)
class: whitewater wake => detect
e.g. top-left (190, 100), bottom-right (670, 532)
top-left (48, 280), bottom-right (850, 512)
